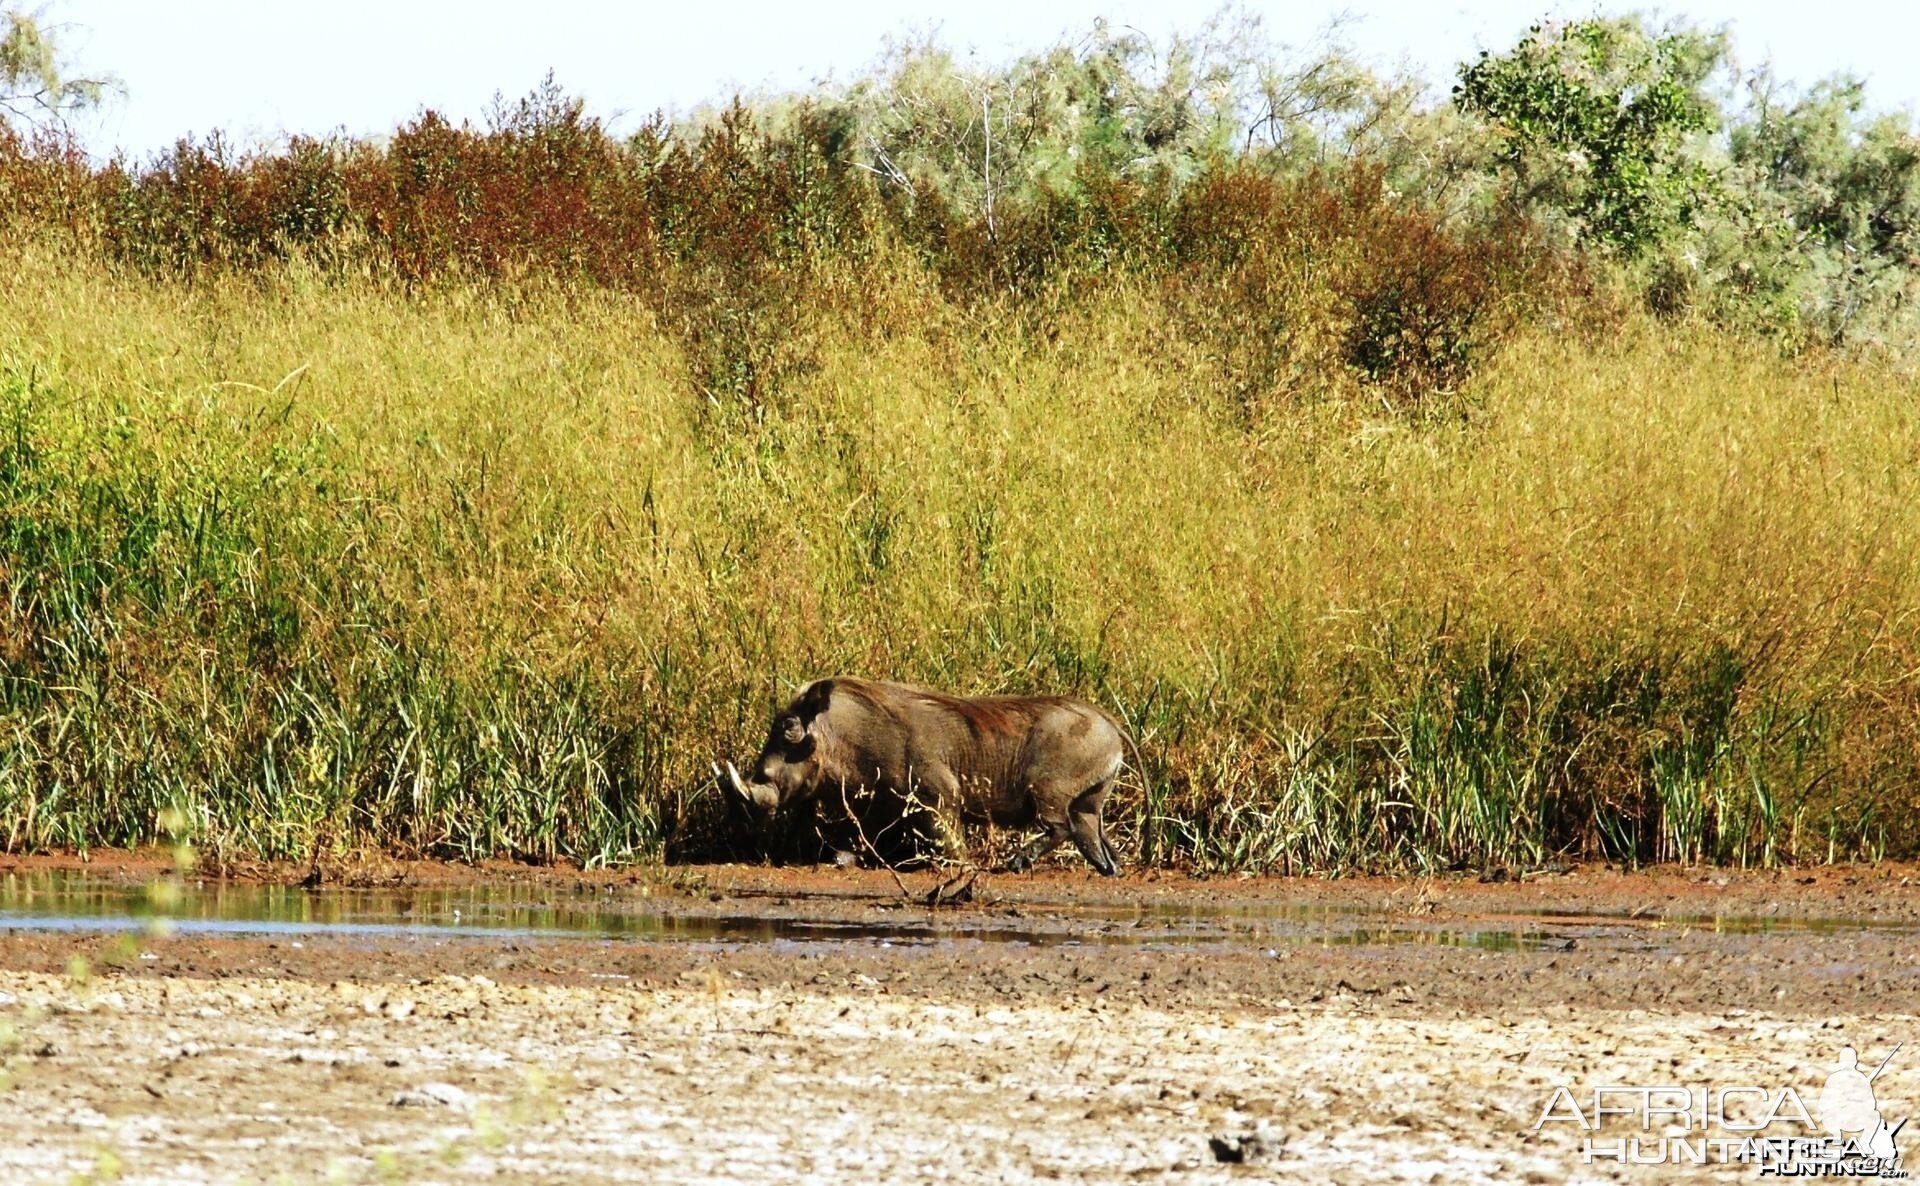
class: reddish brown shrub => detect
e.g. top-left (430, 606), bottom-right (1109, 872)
top-left (0, 90), bottom-right (1569, 411)
top-left (1162, 164), bottom-right (1567, 407)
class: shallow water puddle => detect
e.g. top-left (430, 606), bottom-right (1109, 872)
top-left (0, 869), bottom-right (1904, 954)
top-left (0, 869), bottom-right (1565, 950)
top-left (0, 871), bottom-right (995, 946)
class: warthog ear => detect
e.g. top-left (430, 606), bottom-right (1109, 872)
top-left (792, 678), bottom-right (835, 720)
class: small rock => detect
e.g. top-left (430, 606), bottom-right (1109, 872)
top-left (1209, 1124), bottom-right (1285, 1165)
top-left (390, 1083), bottom-right (475, 1110)
top-left (925, 870), bottom-right (977, 907)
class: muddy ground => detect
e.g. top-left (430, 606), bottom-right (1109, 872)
top-left (2, 855), bottom-right (1917, 1183)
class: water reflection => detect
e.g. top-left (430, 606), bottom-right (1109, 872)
top-left (0, 869), bottom-right (1899, 952)
top-left (0, 870), bottom-right (1556, 951)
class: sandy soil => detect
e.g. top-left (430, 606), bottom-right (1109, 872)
top-left (2, 856), bottom-right (1917, 1184)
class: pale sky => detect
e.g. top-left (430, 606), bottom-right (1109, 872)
top-left (44, 1), bottom-right (1920, 159)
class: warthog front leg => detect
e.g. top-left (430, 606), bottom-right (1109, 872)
top-left (902, 765), bottom-right (969, 865)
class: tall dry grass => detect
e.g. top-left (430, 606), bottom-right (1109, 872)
top-left (2, 241), bottom-right (1916, 869)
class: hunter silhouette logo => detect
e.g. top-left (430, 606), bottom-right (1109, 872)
top-left (1533, 1042), bottom-right (1908, 1176)
top-left (1822, 1046), bottom-right (1906, 1164)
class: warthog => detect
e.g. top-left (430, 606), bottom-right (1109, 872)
top-left (716, 678), bottom-right (1125, 876)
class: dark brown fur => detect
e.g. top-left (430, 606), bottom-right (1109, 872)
top-left (721, 678), bottom-right (1125, 876)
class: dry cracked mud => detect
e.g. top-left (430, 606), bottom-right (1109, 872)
top-left (1, 855), bottom-right (1916, 1184)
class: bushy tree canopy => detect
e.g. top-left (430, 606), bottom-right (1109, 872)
top-left (1453, 17), bottom-right (1725, 257)
top-left (4, 6), bottom-right (1918, 351)
top-left (1, 8), bottom-right (114, 128)
top-left (750, 14), bottom-right (1394, 220)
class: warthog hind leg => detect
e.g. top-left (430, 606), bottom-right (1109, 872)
top-left (1067, 779), bottom-right (1120, 877)
top-left (1003, 821), bottom-right (1068, 872)
top-left (1005, 778), bottom-right (1119, 876)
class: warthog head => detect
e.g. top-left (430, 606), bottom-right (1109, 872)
top-left (715, 680), bottom-right (835, 832)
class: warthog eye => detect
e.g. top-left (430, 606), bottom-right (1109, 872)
top-left (780, 715), bottom-right (806, 745)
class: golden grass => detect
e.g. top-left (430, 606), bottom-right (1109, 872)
top-left (3, 244), bottom-right (1916, 867)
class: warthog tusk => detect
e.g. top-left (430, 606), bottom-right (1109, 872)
top-left (723, 760), bottom-right (750, 799)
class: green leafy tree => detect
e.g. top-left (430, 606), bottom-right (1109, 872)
top-left (744, 11), bottom-right (1395, 224)
top-left (2, 7), bottom-right (116, 128)
top-left (1731, 73), bottom-right (1918, 261)
top-left (1453, 17), bottom-right (1725, 256)
top-left (1713, 72), bottom-right (1920, 344)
